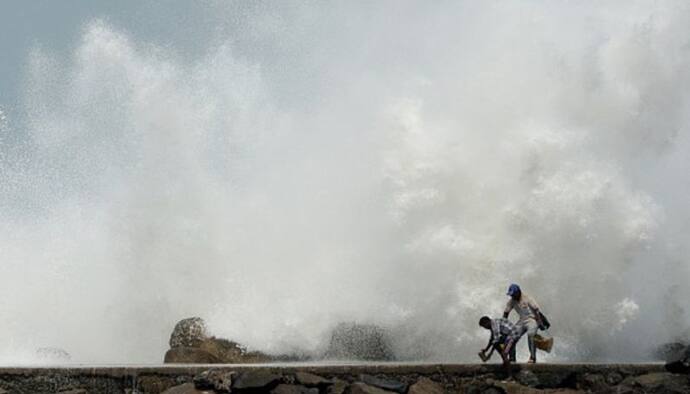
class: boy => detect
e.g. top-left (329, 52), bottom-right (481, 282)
top-left (478, 316), bottom-right (518, 364)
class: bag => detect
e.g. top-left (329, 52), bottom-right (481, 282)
top-left (538, 311), bottom-right (551, 330)
top-left (534, 334), bottom-right (554, 353)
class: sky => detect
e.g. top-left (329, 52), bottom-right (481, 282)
top-left (0, 1), bottom-right (222, 105)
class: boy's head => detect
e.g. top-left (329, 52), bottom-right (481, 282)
top-left (479, 316), bottom-right (491, 329)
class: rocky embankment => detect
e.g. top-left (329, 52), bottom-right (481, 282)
top-left (0, 363), bottom-right (687, 393)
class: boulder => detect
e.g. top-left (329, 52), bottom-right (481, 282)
top-left (665, 344), bottom-right (690, 374)
top-left (577, 373), bottom-right (606, 391)
top-left (271, 384), bottom-right (319, 394)
top-left (358, 375), bottom-right (407, 393)
top-left (161, 383), bottom-right (214, 394)
top-left (655, 342), bottom-right (688, 362)
top-left (605, 371), bottom-right (624, 385)
top-left (198, 337), bottom-right (273, 363)
top-left (408, 377), bottom-right (444, 394)
top-left (620, 372), bottom-right (690, 394)
top-left (193, 369), bottom-right (234, 392)
top-left (516, 370), bottom-right (540, 387)
top-left (349, 382), bottom-right (395, 394)
top-left (170, 317), bottom-right (209, 348)
top-left (325, 323), bottom-right (394, 360)
top-left (164, 347), bottom-right (220, 364)
top-left (232, 370), bottom-right (283, 390)
top-left (294, 372), bottom-right (333, 387)
top-left (493, 381), bottom-right (582, 394)
top-left (327, 379), bottom-right (349, 394)
top-left (137, 375), bottom-right (178, 393)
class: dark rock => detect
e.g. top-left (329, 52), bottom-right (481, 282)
top-left (534, 371), bottom-right (577, 389)
top-left (232, 370), bottom-right (283, 390)
top-left (294, 372), bottom-right (332, 387)
top-left (170, 317), bottom-right (209, 348)
top-left (664, 344), bottom-right (690, 374)
top-left (516, 370), bottom-right (539, 387)
top-left (199, 338), bottom-right (244, 361)
top-left (164, 347), bottom-right (220, 364)
top-left (577, 373), bottom-right (606, 391)
top-left (325, 323), bottom-right (394, 360)
top-left (350, 382), bottom-right (395, 394)
top-left (666, 359), bottom-right (690, 374)
top-left (57, 390), bottom-right (88, 394)
top-left (654, 342), bottom-right (688, 362)
top-left (408, 377), bottom-right (444, 394)
top-left (162, 383), bottom-right (213, 394)
top-left (492, 382), bottom-right (582, 394)
top-left (137, 375), bottom-right (178, 393)
top-left (359, 375), bottom-right (407, 393)
top-left (199, 337), bottom-right (274, 363)
top-left (193, 369), bottom-right (234, 392)
top-left (271, 384), bottom-right (319, 394)
top-left (621, 372), bottom-right (690, 394)
top-left (605, 371), bottom-right (624, 385)
top-left (327, 379), bottom-right (349, 394)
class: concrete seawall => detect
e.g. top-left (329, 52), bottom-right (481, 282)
top-left (0, 363), bottom-right (683, 393)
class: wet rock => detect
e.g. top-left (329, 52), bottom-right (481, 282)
top-left (327, 379), bottom-right (349, 394)
top-left (493, 382), bottom-right (582, 394)
top-left (271, 384), bottom-right (319, 394)
top-left (350, 382), bottom-right (395, 394)
top-left (164, 347), bottom-right (220, 363)
top-left (358, 374), bottom-right (407, 393)
top-left (232, 370), bottom-right (282, 390)
top-left (621, 372), bottom-right (690, 394)
top-left (666, 359), bottom-right (690, 374)
top-left (57, 390), bottom-right (88, 394)
top-left (199, 337), bottom-right (274, 363)
top-left (408, 377), bottom-right (444, 394)
top-left (655, 342), bottom-right (688, 362)
top-left (665, 344), bottom-right (690, 374)
top-left (577, 373), bottom-right (606, 391)
top-left (605, 371), bottom-right (624, 385)
top-left (162, 383), bottom-right (214, 394)
top-left (137, 375), bottom-right (178, 393)
top-left (534, 371), bottom-right (576, 389)
top-left (325, 323), bottom-right (394, 360)
top-left (294, 372), bottom-right (332, 387)
top-left (480, 387), bottom-right (505, 394)
top-left (170, 317), bottom-right (209, 348)
top-left (516, 370), bottom-right (539, 387)
top-left (193, 369), bottom-right (234, 392)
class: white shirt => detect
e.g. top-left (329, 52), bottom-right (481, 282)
top-left (504, 293), bottom-right (540, 323)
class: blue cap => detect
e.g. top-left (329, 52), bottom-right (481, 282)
top-left (507, 284), bottom-right (521, 296)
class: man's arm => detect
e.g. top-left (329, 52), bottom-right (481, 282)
top-left (503, 300), bottom-right (513, 319)
top-left (528, 297), bottom-right (544, 326)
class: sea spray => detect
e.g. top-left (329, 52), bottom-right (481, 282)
top-left (0, 2), bottom-right (689, 363)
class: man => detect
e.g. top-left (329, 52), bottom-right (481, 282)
top-left (478, 316), bottom-right (518, 364)
top-left (502, 283), bottom-right (544, 363)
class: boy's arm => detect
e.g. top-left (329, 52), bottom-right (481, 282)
top-left (482, 332), bottom-right (495, 353)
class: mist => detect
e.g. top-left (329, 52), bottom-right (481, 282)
top-left (1, 1), bottom-right (689, 363)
